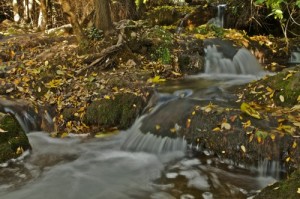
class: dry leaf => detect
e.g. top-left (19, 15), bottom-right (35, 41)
top-left (241, 145), bottom-right (246, 153)
top-left (240, 102), bottom-right (261, 119)
top-left (279, 95), bottom-right (284, 102)
top-left (221, 122), bottom-right (231, 130)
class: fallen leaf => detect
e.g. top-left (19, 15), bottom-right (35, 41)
top-left (0, 128), bottom-right (7, 133)
top-left (283, 73), bottom-right (292, 80)
top-left (155, 125), bottom-right (160, 130)
top-left (240, 102), bottom-right (261, 119)
top-left (170, 128), bottom-right (176, 133)
top-left (292, 141), bottom-right (297, 149)
top-left (241, 145), bottom-right (246, 153)
top-left (104, 95), bottom-right (110, 99)
top-left (147, 76), bottom-right (166, 83)
top-left (221, 122), bottom-right (231, 130)
top-left (279, 95), bottom-right (284, 102)
top-left (186, 118), bottom-right (191, 128)
top-left (291, 105), bottom-right (300, 112)
top-left (212, 127), bottom-right (221, 132)
top-left (242, 120), bottom-right (251, 128)
top-left (16, 146), bottom-right (23, 155)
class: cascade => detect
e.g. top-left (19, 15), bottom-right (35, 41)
top-left (288, 49), bottom-right (300, 64)
top-left (216, 4), bottom-right (226, 28)
top-left (204, 38), bottom-right (263, 75)
top-left (208, 4), bottom-right (227, 28)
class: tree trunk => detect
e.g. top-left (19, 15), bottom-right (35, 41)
top-left (58, 0), bottom-right (86, 43)
top-left (111, 0), bottom-right (137, 22)
top-left (94, 0), bottom-right (113, 35)
top-left (12, 0), bottom-right (20, 22)
top-left (38, 0), bottom-right (48, 31)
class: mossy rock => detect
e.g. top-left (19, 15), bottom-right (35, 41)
top-left (241, 66), bottom-right (300, 107)
top-left (0, 114), bottom-right (31, 163)
top-left (85, 93), bottom-right (146, 130)
top-left (254, 168), bottom-right (300, 199)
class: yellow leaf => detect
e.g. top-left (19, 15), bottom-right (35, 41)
top-left (16, 146), bottom-right (23, 155)
top-left (0, 128), bottom-right (7, 133)
top-left (186, 118), bottom-right (191, 128)
top-left (17, 86), bottom-right (24, 92)
top-left (171, 71), bottom-right (182, 76)
top-left (240, 102), bottom-right (261, 119)
top-left (212, 127), bottom-right (221, 132)
top-left (204, 107), bottom-right (212, 113)
top-left (242, 120), bottom-right (251, 128)
top-left (291, 105), bottom-right (300, 112)
top-left (277, 124), bottom-right (296, 134)
top-left (6, 87), bottom-right (14, 93)
top-left (61, 132), bottom-right (69, 138)
top-left (293, 122), bottom-right (300, 127)
top-left (297, 188), bottom-right (300, 194)
top-left (279, 95), bottom-right (284, 102)
top-left (56, 70), bottom-right (64, 75)
top-left (147, 76), bottom-right (166, 83)
top-left (283, 73), bottom-right (293, 80)
top-left (270, 134), bottom-right (276, 141)
top-left (45, 79), bottom-right (63, 88)
top-left (66, 121), bottom-right (72, 128)
top-left (297, 95), bottom-right (300, 102)
top-left (155, 125), bottom-right (160, 130)
top-left (257, 136), bottom-right (262, 143)
top-left (292, 141), bottom-right (297, 149)
top-left (170, 128), bottom-right (176, 133)
top-left (221, 122), bottom-right (231, 130)
top-left (285, 157), bottom-right (290, 162)
top-left (249, 134), bottom-right (254, 142)
top-left (241, 145), bottom-right (246, 153)
top-left (104, 95), bottom-right (110, 99)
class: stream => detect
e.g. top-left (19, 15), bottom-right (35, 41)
top-left (0, 75), bottom-right (276, 199)
top-left (0, 40), bottom-right (278, 199)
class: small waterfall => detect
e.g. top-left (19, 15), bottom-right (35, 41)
top-left (204, 39), bottom-right (263, 75)
top-left (216, 4), bottom-right (226, 28)
top-left (288, 50), bottom-right (300, 64)
top-left (208, 4), bottom-right (227, 28)
top-left (0, 97), bottom-right (54, 133)
top-left (121, 115), bottom-right (187, 154)
top-left (176, 13), bottom-right (191, 34)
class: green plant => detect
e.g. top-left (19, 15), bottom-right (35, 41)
top-left (254, 0), bottom-right (300, 48)
top-left (156, 46), bottom-right (171, 64)
top-left (85, 27), bottom-right (103, 40)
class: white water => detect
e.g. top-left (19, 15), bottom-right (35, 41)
top-left (0, 131), bottom-right (276, 199)
top-left (204, 45), bottom-right (264, 76)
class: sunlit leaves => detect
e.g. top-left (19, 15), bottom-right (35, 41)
top-left (277, 123), bottom-right (296, 134)
top-left (45, 79), bottom-right (64, 88)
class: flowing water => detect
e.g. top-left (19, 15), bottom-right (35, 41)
top-left (0, 41), bottom-right (278, 199)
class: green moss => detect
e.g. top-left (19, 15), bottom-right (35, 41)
top-left (242, 67), bottom-right (300, 107)
top-left (85, 93), bottom-right (145, 130)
